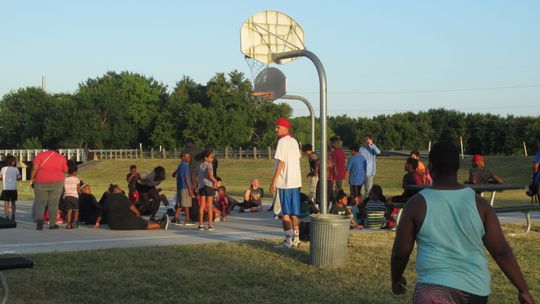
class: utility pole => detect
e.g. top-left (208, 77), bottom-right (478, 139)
top-left (41, 75), bottom-right (46, 92)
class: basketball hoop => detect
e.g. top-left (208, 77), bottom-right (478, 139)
top-left (241, 10), bottom-right (306, 85)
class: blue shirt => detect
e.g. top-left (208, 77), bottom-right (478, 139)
top-left (176, 162), bottom-right (190, 190)
top-left (360, 144), bottom-right (381, 176)
top-left (534, 151), bottom-right (540, 184)
top-left (346, 154), bottom-right (367, 186)
top-left (416, 188), bottom-right (490, 296)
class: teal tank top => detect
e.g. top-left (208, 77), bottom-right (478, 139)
top-left (417, 187), bottom-right (490, 296)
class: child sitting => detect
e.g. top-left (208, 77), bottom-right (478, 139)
top-left (214, 186), bottom-right (229, 222)
top-left (330, 191), bottom-right (361, 229)
top-left (362, 184), bottom-right (389, 229)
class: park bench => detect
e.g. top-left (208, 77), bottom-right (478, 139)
top-left (494, 205), bottom-right (540, 236)
top-left (0, 217), bottom-right (15, 229)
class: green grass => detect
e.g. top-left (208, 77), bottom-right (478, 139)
top-left (6, 155), bottom-right (539, 303)
top-left (5, 225), bottom-right (540, 304)
top-left (16, 154), bottom-right (535, 202)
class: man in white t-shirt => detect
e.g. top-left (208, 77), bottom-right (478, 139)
top-left (270, 117), bottom-right (302, 249)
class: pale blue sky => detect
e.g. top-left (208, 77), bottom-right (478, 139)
top-left (1, 1), bottom-right (539, 117)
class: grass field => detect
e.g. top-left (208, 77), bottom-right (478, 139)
top-left (5, 154), bottom-right (539, 303)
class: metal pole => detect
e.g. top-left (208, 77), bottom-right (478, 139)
top-left (273, 50), bottom-right (328, 214)
top-left (281, 95), bottom-right (315, 151)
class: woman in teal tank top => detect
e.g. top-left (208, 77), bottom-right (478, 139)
top-left (390, 142), bottom-right (534, 304)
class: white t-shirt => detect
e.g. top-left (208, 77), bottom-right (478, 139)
top-left (1, 167), bottom-right (20, 190)
top-left (274, 135), bottom-right (302, 189)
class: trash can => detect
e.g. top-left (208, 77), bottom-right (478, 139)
top-left (309, 214), bottom-right (351, 268)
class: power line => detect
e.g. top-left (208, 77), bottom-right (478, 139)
top-left (289, 83), bottom-right (540, 95)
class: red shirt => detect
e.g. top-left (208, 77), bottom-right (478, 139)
top-left (33, 150), bottom-right (68, 183)
top-left (331, 147), bottom-right (346, 181)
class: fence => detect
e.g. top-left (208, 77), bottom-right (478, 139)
top-left (0, 149), bottom-right (86, 163)
top-left (87, 147), bottom-right (276, 160)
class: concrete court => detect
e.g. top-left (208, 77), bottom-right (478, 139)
top-left (1, 200), bottom-right (538, 255)
top-left (0, 200), bottom-right (284, 254)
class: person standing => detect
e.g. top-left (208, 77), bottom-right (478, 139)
top-left (30, 138), bottom-right (68, 230)
top-left (63, 164), bottom-right (81, 229)
top-left (532, 135), bottom-right (540, 203)
top-left (126, 165), bottom-right (140, 204)
top-left (330, 136), bottom-right (347, 195)
top-left (302, 144), bottom-right (318, 203)
top-left (184, 138), bottom-right (202, 185)
top-left (346, 144), bottom-right (367, 205)
top-left (173, 152), bottom-right (195, 226)
top-left (270, 118), bottom-right (302, 249)
top-left (391, 141), bottom-right (535, 304)
top-left (195, 150), bottom-right (218, 231)
top-left (360, 134), bottom-right (381, 196)
top-left (0, 155), bottom-right (21, 221)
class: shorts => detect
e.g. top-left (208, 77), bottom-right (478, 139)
top-left (350, 185), bottom-right (363, 198)
top-left (0, 190), bottom-right (17, 202)
top-left (279, 188), bottom-right (301, 216)
top-left (178, 189), bottom-right (192, 207)
top-left (199, 186), bottom-right (214, 197)
top-left (64, 196), bottom-right (79, 210)
top-left (413, 283), bottom-right (488, 304)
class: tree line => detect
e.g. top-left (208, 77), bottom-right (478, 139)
top-left (1, 70), bottom-right (538, 155)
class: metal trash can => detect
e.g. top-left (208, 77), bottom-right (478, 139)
top-left (309, 214), bottom-right (351, 268)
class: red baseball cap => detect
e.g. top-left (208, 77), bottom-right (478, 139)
top-left (274, 117), bottom-right (291, 129)
top-left (472, 154), bottom-right (484, 162)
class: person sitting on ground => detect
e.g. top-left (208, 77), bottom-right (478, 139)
top-left (390, 141), bottom-right (535, 304)
top-left (126, 164), bottom-right (140, 204)
top-left (136, 166), bottom-right (167, 221)
top-left (330, 191), bottom-right (360, 229)
top-left (362, 184), bottom-right (390, 229)
top-left (389, 157), bottom-right (424, 204)
top-left (94, 185), bottom-right (168, 230)
top-left (239, 179), bottom-right (264, 212)
top-left (214, 186), bottom-right (229, 222)
top-left (78, 184), bottom-right (102, 225)
top-left (468, 154), bottom-right (503, 184)
top-left (410, 150), bottom-right (431, 184)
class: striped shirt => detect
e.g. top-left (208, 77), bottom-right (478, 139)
top-left (64, 176), bottom-right (80, 198)
top-left (364, 200), bottom-right (387, 229)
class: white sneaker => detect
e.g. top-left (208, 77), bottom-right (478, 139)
top-left (291, 238), bottom-right (301, 248)
top-left (274, 240), bottom-right (292, 249)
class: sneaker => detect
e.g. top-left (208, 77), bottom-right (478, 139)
top-left (214, 217), bottom-right (221, 223)
top-left (274, 240), bottom-right (292, 249)
top-left (198, 225), bottom-right (205, 231)
top-left (160, 214), bottom-right (170, 230)
top-left (207, 226), bottom-right (214, 231)
top-left (274, 215), bottom-right (279, 220)
top-left (73, 221), bottom-right (79, 229)
top-left (291, 238), bottom-right (301, 248)
top-left (49, 224), bottom-right (60, 230)
top-left (36, 219), bottom-right (44, 230)
top-left (56, 219), bottom-right (64, 224)
top-left (171, 218), bottom-right (180, 225)
top-left (66, 224), bottom-right (73, 230)
top-left (184, 222), bottom-right (196, 226)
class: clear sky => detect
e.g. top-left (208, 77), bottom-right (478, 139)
top-left (1, 1), bottom-right (539, 118)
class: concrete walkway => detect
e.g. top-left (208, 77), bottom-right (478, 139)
top-left (0, 201), bottom-right (284, 254)
top-left (1, 201), bottom-right (538, 255)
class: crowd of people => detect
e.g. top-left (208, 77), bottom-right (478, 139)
top-left (1, 121), bottom-right (539, 303)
